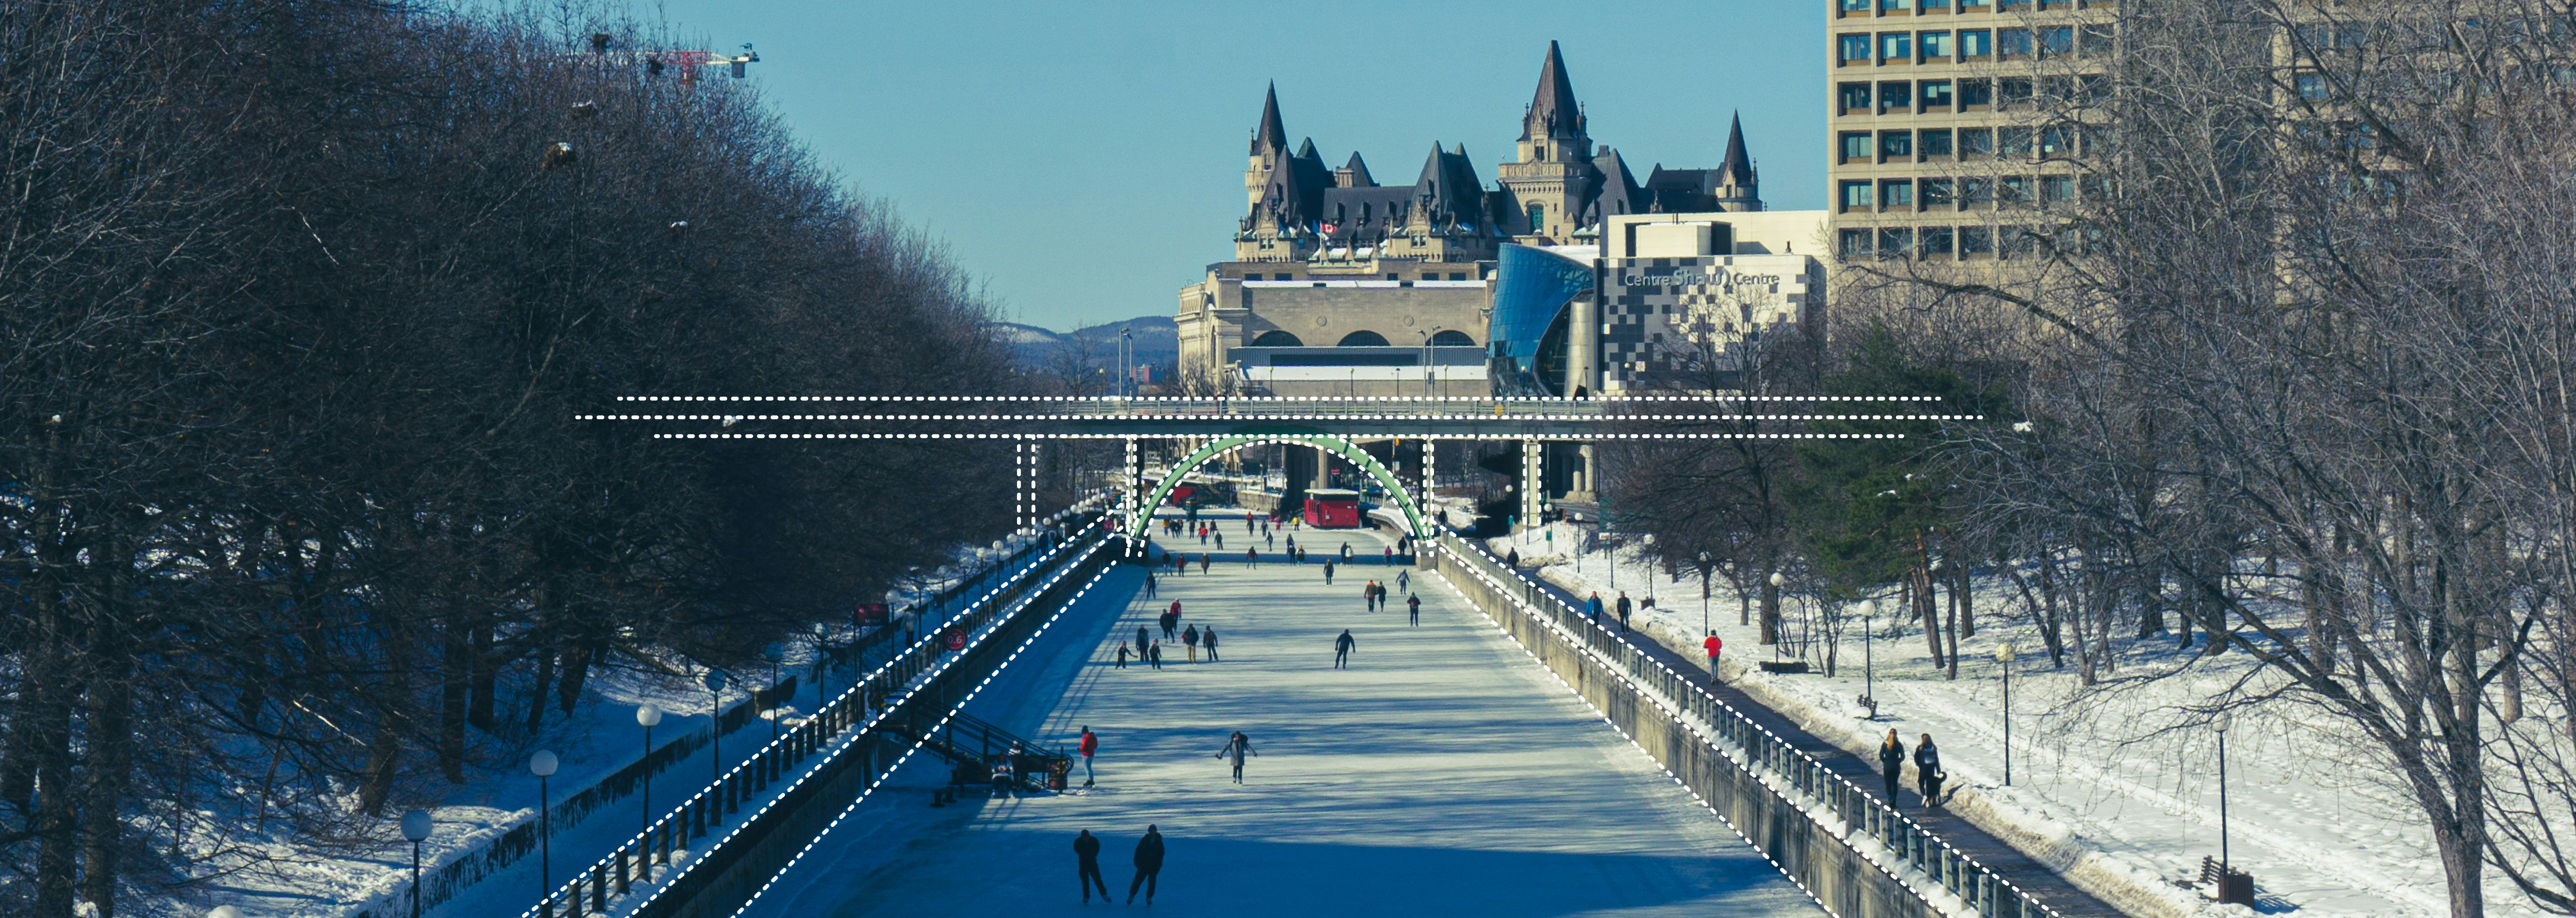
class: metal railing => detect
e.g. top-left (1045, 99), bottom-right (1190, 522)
top-left (1436, 531), bottom-right (2061, 918)
top-left (507, 512), bottom-right (1114, 918)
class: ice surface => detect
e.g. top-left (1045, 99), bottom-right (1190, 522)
top-left (744, 522), bottom-right (1821, 917)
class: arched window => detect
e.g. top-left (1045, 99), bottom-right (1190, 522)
top-left (1336, 330), bottom-right (1391, 347)
top-left (1429, 330), bottom-right (1477, 347)
top-left (1249, 330), bottom-right (1304, 347)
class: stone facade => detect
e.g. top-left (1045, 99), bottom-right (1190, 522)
top-left (1179, 42), bottom-right (1773, 396)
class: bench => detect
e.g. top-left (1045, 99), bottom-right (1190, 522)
top-left (2200, 856), bottom-right (2255, 906)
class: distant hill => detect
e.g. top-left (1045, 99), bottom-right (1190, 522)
top-left (999, 315), bottom-right (1178, 371)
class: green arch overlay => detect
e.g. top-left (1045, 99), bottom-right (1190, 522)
top-left (1139, 434), bottom-right (1430, 539)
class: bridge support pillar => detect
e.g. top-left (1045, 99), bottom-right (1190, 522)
top-left (1520, 438), bottom-right (1543, 534)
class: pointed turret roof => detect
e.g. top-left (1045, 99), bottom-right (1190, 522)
top-left (1341, 152), bottom-right (1375, 187)
top-left (1589, 146), bottom-right (1645, 222)
top-left (1719, 111), bottom-right (1754, 185)
top-left (1295, 137), bottom-right (1320, 161)
top-left (1251, 82), bottom-right (1287, 155)
top-left (1413, 143), bottom-right (1490, 229)
top-left (1523, 41), bottom-right (1585, 141)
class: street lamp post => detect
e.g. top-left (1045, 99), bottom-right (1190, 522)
top-left (1995, 642), bottom-right (2017, 785)
top-left (704, 669), bottom-right (727, 786)
top-left (2216, 715), bottom-right (2232, 871)
top-left (636, 705), bottom-right (662, 835)
top-left (1861, 599), bottom-right (1880, 718)
top-left (1640, 533), bottom-right (1655, 603)
top-left (1767, 571), bottom-right (1786, 659)
top-left (1420, 326), bottom-right (1443, 398)
top-left (400, 810), bottom-right (432, 918)
top-left (762, 643), bottom-right (786, 746)
top-left (530, 750), bottom-right (560, 904)
top-left (1698, 551), bottom-right (1712, 638)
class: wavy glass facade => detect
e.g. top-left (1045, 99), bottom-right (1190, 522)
top-left (1486, 244), bottom-right (1598, 397)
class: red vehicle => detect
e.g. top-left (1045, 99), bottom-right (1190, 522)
top-left (1301, 489), bottom-right (1361, 528)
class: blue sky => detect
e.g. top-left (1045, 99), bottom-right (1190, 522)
top-left (641, 0), bottom-right (1826, 331)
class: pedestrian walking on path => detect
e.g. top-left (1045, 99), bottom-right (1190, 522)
top-left (1148, 641), bottom-right (1163, 670)
top-left (1878, 730), bottom-right (1906, 804)
top-left (1506, 547), bottom-right (1519, 569)
top-left (1616, 592), bottom-right (1631, 634)
top-left (1585, 592), bottom-right (1605, 627)
top-left (1915, 733), bottom-right (1945, 809)
top-left (1079, 726), bottom-right (1099, 787)
top-left (1323, 560), bottom-right (1335, 586)
top-left (1115, 642), bottom-right (1130, 669)
top-left (1703, 633), bottom-right (1723, 684)
top-left (1213, 731), bottom-right (1259, 784)
top-left (1074, 830), bottom-right (1109, 902)
top-left (1407, 594), bottom-right (1420, 626)
top-left (1202, 627), bottom-right (1219, 661)
top-left (1333, 629), bottom-right (1356, 668)
top-left (1182, 624), bottom-right (1200, 662)
top-left (1127, 825), bottom-right (1165, 904)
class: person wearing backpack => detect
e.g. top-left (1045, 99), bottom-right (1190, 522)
top-left (1915, 733), bottom-right (1945, 809)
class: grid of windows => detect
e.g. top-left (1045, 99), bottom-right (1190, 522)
top-left (1827, 0), bottom-right (2112, 264)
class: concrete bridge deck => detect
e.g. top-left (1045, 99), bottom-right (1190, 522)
top-left (740, 521), bottom-right (1821, 917)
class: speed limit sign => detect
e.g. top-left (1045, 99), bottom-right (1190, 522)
top-left (944, 627), bottom-right (966, 652)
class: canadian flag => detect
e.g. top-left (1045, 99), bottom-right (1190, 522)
top-left (1319, 222), bottom-right (1339, 235)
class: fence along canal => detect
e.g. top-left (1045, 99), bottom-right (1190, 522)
top-left (1429, 531), bottom-right (2099, 918)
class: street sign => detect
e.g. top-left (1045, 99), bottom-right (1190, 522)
top-left (944, 627), bottom-right (966, 652)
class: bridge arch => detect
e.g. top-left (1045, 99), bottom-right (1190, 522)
top-left (1138, 434), bottom-right (1430, 539)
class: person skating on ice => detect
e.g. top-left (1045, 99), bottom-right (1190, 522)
top-left (1201, 627), bottom-right (1219, 661)
top-left (1079, 726), bottom-right (1099, 787)
top-left (1115, 641), bottom-right (1130, 669)
top-left (1407, 594), bottom-right (1420, 626)
top-left (1333, 628), bottom-right (1355, 668)
top-left (1074, 829), bottom-right (1110, 902)
top-left (1148, 641), bottom-right (1163, 670)
top-left (1127, 825), bottom-right (1165, 905)
top-left (1182, 624), bottom-right (1199, 662)
top-left (1213, 731), bottom-right (1258, 784)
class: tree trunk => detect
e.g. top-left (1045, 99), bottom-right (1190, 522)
top-left (79, 629), bottom-right (135, 918)
top-left (1943, 577), bottom-right (1961, 680)
top-left (525, 645), bottom-right (554, 733)
top-left (556, 637), bottom-right (596, 715)
top-left (441, 616), bottom-right (469, 782)
top-left (1952, 557), bottom-right (1975, 640)
top-left (468, 614), bottom-right (496, 732)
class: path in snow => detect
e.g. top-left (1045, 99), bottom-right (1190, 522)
top-left (744, 519), bottom-right (1820, 917)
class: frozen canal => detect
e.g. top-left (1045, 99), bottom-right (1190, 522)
top-left (744, 521), bottom-right (1821, 917)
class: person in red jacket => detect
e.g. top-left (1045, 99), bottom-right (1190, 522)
top-left (1078, 726), bottom-right (1098, 787)
top-left (1703, 633), bottom-right (1724, 684)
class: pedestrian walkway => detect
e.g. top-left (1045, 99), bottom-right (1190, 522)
top-left (1513, 561), bottom-right (2127, 918)
top-left (744, 524), bottom-right (1822, 917)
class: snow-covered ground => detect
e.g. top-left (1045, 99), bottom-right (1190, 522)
top-left (745, 522), bottom-right (1822, 917)
top-left (208, 515), bottom-right (1093, 918)
top-left (1496, 522), bottom-right (2518, 918)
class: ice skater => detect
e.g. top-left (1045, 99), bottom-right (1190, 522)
top-left (1115, 641), bottom-right (1130, 669)
top-left (1182, 624), bottom-right (1200, 662)
top-left (1148, 641), bottom-right (1163, 670)
top-left (1915, 733), bottom-right (1945, 809)
top-left (1079, 726), bottom-right (1099, 787)
top-left (1144, 572), bottom-right (1157, 598)
top-left (1202, 627), bottom-right (1219, 661)
top-left (1333, 628), bottom-right (1355, 668)
top-left (1246, 547), bottom-right (1258, 568)
top-left (1213, 731), bottom-right (1258, 784)
top-left (1074, 829), bottom-right (1109, 902)
top-left (1396, 569), bottom-right (1408, 593)
top-left (1127, 825), bottom-right (1165, 905)
top-left (1137, 626), bottom-right (1151, 655)
top-left (1323, 560), bottom-right (1335, 586)
top-left (1407, 594), bottom-right (1420, 626)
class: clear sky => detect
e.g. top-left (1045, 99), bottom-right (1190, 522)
top-left (639, 0), bottom-right (1826, 331)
